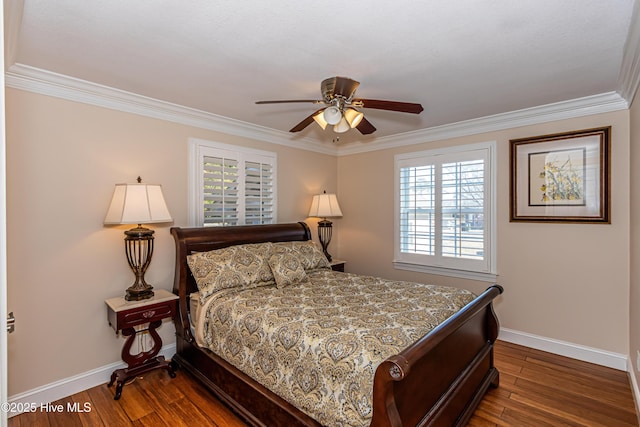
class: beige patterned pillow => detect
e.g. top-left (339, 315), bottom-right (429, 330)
top-left (187, 242), bottom-right (275, 303)
top-left (268, 252), bottom-right (309, 288)
top-left (273, 241), bottom-right (331, 271)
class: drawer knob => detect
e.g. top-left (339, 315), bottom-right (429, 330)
top-left (142, 310), bottom-right (156, 318)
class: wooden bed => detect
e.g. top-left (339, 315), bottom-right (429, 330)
top-left (171, 222), bottom-right (503, 427)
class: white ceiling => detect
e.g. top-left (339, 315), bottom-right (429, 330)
top-left (4, 0), bottom-right (639, 147)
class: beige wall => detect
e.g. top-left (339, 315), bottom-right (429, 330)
top-left (630, 82), bottom-right (640, 387)
top-left (338, 111), bottom-right (630, 354)
top-left (6, 85), bottom-right (634, 397)
top-left (5, 88), bottom-right (337, 395)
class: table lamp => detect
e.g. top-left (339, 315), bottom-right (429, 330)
top-left (308, 191), bottom-right (343, 261)
top-left (104, 177), bottom-right (172, 301)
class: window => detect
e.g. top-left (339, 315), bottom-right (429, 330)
top-left (394, 142), bottom-right (496, 281)
top-left (189, 138), bottom-right (276, 226)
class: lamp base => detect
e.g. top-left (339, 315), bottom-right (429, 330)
top-left (125, 287), bottom-right (154, 301)
top-left (123, 225), bottom-right (155, 301)
top-left (318, 219), bottom-right (333, 262)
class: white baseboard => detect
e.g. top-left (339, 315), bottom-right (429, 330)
top-left (627, 359), bottom-right (640, 419)
top-left (6, 343), bottom-right (176, 417)
top-left (499, 327), bottom-right (628, 371)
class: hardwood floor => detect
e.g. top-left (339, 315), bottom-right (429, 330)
top-left (469, 341), bottom-right (638, 427)
top-left (8, 341), bottom-right (638, 426)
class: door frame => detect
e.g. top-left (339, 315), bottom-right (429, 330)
top-left (1, 1), bottom-right (9, 426)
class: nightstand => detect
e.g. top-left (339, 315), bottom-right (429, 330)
top-left (330, 259), bottom-right (346, 272)
top-left (105, 289), bottom-right (178, 400)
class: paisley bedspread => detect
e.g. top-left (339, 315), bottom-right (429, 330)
top-left (194, 270), bottom-right (476, 427)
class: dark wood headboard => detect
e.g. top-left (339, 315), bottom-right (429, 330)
top-left (170, 222), bottom-right (312, 341)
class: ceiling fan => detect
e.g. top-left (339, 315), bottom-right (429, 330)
top-left (255, 76), bottom-right (423, 135)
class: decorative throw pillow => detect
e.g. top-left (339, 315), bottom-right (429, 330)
top-left (187, 242), bottom-right (275, 303)
top-left (268, 252), bottom-right (308, 288)
top-left (272, 241), bottom-right (331, 271)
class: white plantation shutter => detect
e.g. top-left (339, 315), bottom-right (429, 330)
top-left (203, 156), bottom-right (238, 226)
top-left (441, 158), bottom-right (484, 260)
top-left (399, 164), bottom-right (435, 256)
top-left (244, 161), bottom-right (274, 225)
top-left (190, 139), bottom-right (277, 227)
top-left (395, 142), bottom-right (496, 279)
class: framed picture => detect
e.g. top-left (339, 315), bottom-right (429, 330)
top-left (510, 126), bottom-right (610, 223)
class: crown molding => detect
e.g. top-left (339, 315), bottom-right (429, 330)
top-left (4, 64), bottom-right (339, 156)
top-left (618, 0), bottom-right (640, 106)
top-left (5, 63), bottom-right (630, 158)
top-left (336, 92), bottom-right (628, 156)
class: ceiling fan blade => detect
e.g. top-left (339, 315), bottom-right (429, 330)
top-left (256, 99), bottom-right (322, 104)
top-left (353, 98), bottom-right (424, 114)
top-left (356, 117), bottom-right (377, 135)
top-left (333, 77), bottom-right (360, 99)
top-left (289, 108), bottom-right (325, 132)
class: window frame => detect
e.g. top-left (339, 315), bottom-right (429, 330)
top-left (188, 138), bottom-right (277, 227)
top-left (394, 141), bottom-right (497, 282)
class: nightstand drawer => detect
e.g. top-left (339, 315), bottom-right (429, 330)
top-left (108, 299), bottom-right (177, 331)
top-left (121, 303), bottom-right (174, 327)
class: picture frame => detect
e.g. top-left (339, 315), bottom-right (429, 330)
top-left (510, 126), bottom-right (610, 223)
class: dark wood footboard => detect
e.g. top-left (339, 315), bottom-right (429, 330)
top-left (171, 223), bottom-right (503, 427)
top-left (372, 285), bottom-right (503, 427)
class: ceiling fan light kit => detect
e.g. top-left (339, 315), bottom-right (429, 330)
top-left (256, 76), bottom-right (424, 136)
top-left (312, 110), bottom-right (328, 130)
top-left (333, 117), bottom-right (351, 133)
top-left (323, 105), bottom-right (342, 125)
top-left (344, 108), bottom-right (364, 128)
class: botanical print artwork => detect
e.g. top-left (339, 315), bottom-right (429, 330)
top-left (510, 126), bottom-right (609, 223)
top-left (528, 148), bottom-right (585, 206)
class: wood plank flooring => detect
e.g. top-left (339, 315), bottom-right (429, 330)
top-left (8, 340), bottom-right (638, 426)
top-left (469, 341), bottom-right (638, 427)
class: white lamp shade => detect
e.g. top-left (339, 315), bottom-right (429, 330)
top-left (104, 183), bottom-right (172, 224)
top-left (308, 193), bottom-right (343, 218)
top-left (323, 106), bottom-right (342, 125)
top-left (333, 117), bottom-right (350, 133)
top-left (344, 108), bottom-right (364, 128)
